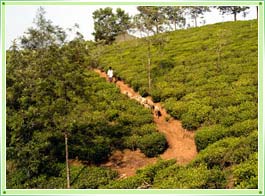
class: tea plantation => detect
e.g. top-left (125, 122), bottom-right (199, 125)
top-left (97, 20), bottom-right (258, 188)
top-left (6, 39), bottom-right (167, 188)
top-left (6, 16), bottom-right (258, 189)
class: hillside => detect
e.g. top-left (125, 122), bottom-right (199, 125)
top-left (96, 20), bottom-right (258, 188)
top-left (6, 19), bottom-right (258, 189)
top-left (6, 39), bottom-right (167, 188)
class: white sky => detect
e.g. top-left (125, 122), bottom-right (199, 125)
top-left (6, 5), bottom-right (257, 48)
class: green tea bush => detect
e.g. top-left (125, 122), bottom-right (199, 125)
top-left (102, 159), bottom-right (176, 189)
top-left (123, 134), bottom-right (141, 150)
top-left (41, 165), bottom-right (118, 189)
top-left (70, 166), bottom-right (118, 189)
top-left (193, 131), bottom-right (257, 169)
top-left (232, 153), bottom-right (258, 189)
top-left (132, 123), bottom-right (157, 136)
top-left (192, 137), bottom-right (241, 168)
top-left (195, 119), bottom-right (257, 152)
top-left (153, 163), bottom-right (226, 189)
top-left (164, 98), bottom-right (187, 119)
top-left (150, 89), bottom-right (162, 102)
top-left (181, 103), bottom-right (212, 129)
top-left (138, 132), bottom-right (168, 157)
top-left (227, 119), bottom-right (258, 137)
top-left (195, 125), bottom-right (227, 151)
top-left (102, 175), bottom-right (144, 189)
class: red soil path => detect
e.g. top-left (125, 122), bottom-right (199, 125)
top-left (94, 69), bottom-right (197, 177)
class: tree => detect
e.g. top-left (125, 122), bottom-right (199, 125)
top-left (132, 13), bottom-right (153, 91)
top-left (6, 7), bottom-right (89, 189)
top-left (162, 6), bottom-right (186, 31)
top-left (133, 13), bottom-right (167, 92)
top-left (116, 8), bottom-right (132, 41)
top-left (185, 6), bottom-right (210, 27)
top-left (216, 6), bottom-right (250, 21)
top-left (21, 7), bottom-right (66, 50)
top-left (92, 7), bottom-right (117, 44)
top-left (137, 6), bottom-right (166, 35)
top-left (92, 7), bottom-right (131, 44)
top-left (133, 7), bottom-right (167, 91)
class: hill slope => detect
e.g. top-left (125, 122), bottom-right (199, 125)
top-left (97, 20), bottom-right (258, 188)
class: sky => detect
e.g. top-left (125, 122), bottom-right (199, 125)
top-left (6, 5), bottom-right (257, 48)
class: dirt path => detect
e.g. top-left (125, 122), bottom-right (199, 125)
top-left (94, 69), bottom-right (197, 177)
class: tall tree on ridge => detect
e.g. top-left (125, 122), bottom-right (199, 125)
top-left (92, 7), bottom-right (117, 44)
top-left (185, 6), bottom-right (210, 27)
top-left (92, 7), bottom-right (132, 44)
top-left (216, 6), bottom-right (250, 21)
top-left (116, 8), bottom-right (132, 41)
top-left (162, 6), bottom-right (186, 31)
top-left (137, 6), bottom-right (166, 35)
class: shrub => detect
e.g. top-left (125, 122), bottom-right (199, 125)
top-left (181, 103), bottom-right (212, 130)
top-left (151, 89), bottom-right (162, 102)
top-left (192, 137), bottom-right (241, 168)
top-left (223, 131), bottom-right (258, 165)
top-left (195, 119), bottom-right (257, 152)
top-left (71, 166), bottom-right (118, 189)
top-left (132, 124), bottom-right (157, 136)
top-left (195, 125), bottom-right (227, 151)
top-left (139, 87), bottom-right (149, 97)
top-left (232, 153), bottom-right (258, 189)
top-left (164, 98), bottom-right (187, 119)
top-left (227, 119), bottom-right (258, 137)
top-left (138, 132), bottom-right (168, 157)
top-left (101, 175), bottom-right (144, 189)
top-left (123, 134), bottom-right (141, 150)
top-left (153, 163), bottom-right (226, 189)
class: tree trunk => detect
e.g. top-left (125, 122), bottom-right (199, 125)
top-left (65, 133), bottom-right (70, 189)
top-left (257, 6), bottom-right (258, 20)
top-left (156, 24), bottom-right (159, 34)
top-left (147, 39), bottom-right (151, 91)
top-left (234, 13), bottom-right (237, 21)
top-left (194, 17), bottom-right (197, 27)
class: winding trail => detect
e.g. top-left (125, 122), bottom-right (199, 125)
top-left (94, 69), bottom-right (197, 177)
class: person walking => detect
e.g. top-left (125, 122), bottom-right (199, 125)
top-left (107, 67), bottom-right (114, 82)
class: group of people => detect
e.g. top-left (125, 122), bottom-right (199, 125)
top-left (106, 67), bottom-right (161, 118)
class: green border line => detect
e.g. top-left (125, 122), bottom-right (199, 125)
top-left (1, 1), bottom-right (264, 195)
top-left (1, 189), bottom-right (261, 195)
top-left (258, 1), bottom-right (264, 195)
top-left (2, 1), bottom-right (261, 6)
top-left (1, 0), bottom-right (6, 194)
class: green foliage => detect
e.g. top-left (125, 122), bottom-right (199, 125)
top-left (7, 16), bottom-right (258, 189)
top-left (217, 6), bottom-right (250, 21)
top-left (102, 159), bottom-right (176, 188)
top-left (232, 153), bottom-right (258, 189)
top-left (193, 131), bottom-right (257, 169)
top-left (153, 164), bottom-right (226, 189)
top-left (137, 132), bottom-right (168, 157)
top-left (7, 164), bottom-right (118, 189)
top-left (98, 20), bottom-right (257, 189)
top-left (181, 102), bottom-right (212, 129)
top-left (70, 166), bottom-right (118, 189)
top-left (195, 119), bottom-right (257, 151)
top-left (195, 125), bottom-right (227, 151)
top-left (7, 8), bottom-right (167, 188)
top-left (102, 175), bottom-right (144, 189)
top-left (92, 7), bottom-right (131, 44)
top-left (124, 131), bottom-right (167, 157)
